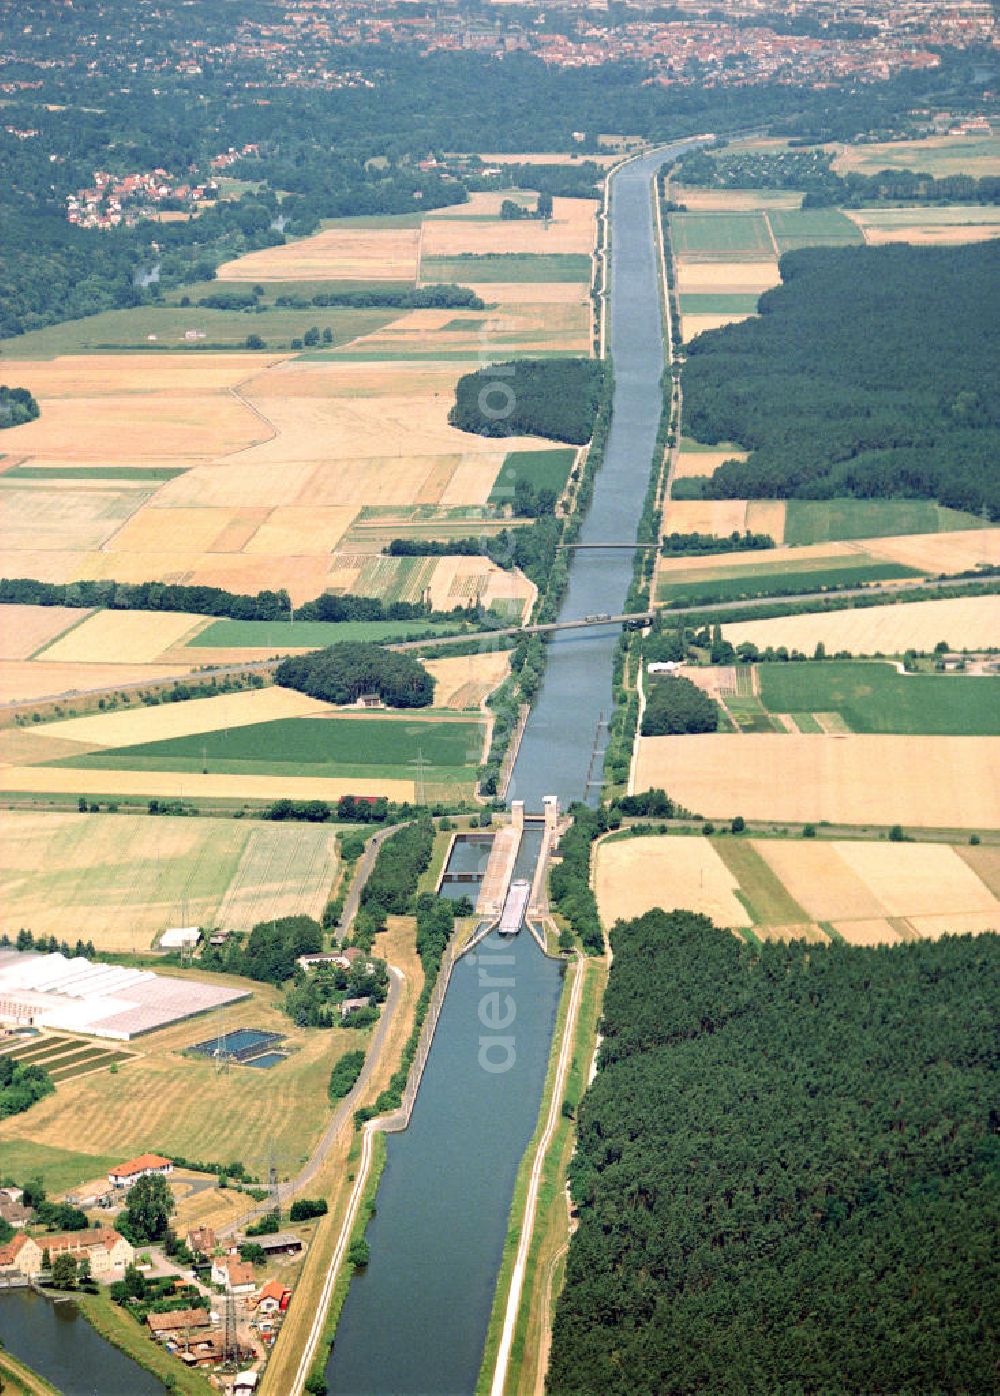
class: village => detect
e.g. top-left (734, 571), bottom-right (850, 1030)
top-left (0, 1150), bottom-right (310, 1390)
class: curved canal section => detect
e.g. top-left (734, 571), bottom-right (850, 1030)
top-left (0, 1288), bottom-right (164, 1395)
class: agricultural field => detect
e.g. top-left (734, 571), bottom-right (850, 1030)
top-left (595, 832), bottom-right (1000, 945)
top-left (657, 557), bottom-right (921, 606)
top-left (0, 972), bottom-right (369, 1177)
top-left (0, 810), bottom-right (340, 948)
top-left (674, 260), bottom-right (780, 293)
top-left (672, 187), bottom-right (803, 212)
top-left (488, 448), bottom-right (577, 506)
top-left (186, 615), bottom-right (462, 654)
top-left (720, 594), bottom-right (1000, 656)
top-left (756, 662), bottom-right (1000, 736)
top-left (0, 605), bottom-right (88, 659)
top-left (47, 713), bottom-right (485, 791)
top-left (424, 650), bottom-right (510, 710)
top-left (668, 212), bottom-right (774, 256)
top-left (421, 196), bottom-right (596, 257)
top-left (0, 305), bottom-right (395, 359)
top-left (782, 499), bottom-right (984, 546)
top-left (633, 733), bottom-right (1000, 830)
top-left (765, 208), bottom-right (863, 253)
top-left (830, 132), bottom-right (1000, 179)
top-left (671, 442), bottom-right (748, 482)
top-left (0, 1034), bottom-right (136, 1084)
top-left (847, 205), bottom-right (1000, 246)
top-left (594, 833), bottom-right (751, 929)
top-left (420, 253), bottom-right (592, 283)
top-left (215, 225), bottom-right (422, 282)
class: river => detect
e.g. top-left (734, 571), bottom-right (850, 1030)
top-left (327, 142), bottom-right (692, 1394)
top-left (0, 1288), bottom-right (164, 1395)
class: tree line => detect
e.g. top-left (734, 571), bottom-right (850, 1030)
top-left (548, 909), bottom-right (999, 1395)
top-left (0, 386), bottom-right (40, 429)
top-left (683, 242), bottom-right (1000, 519)
top-left (641, 674), bottom-right (719, 735)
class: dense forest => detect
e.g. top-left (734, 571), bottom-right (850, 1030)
top-left (0, 386), bottom-right (40, 430)
top-left (641, 674), bottom-right (719, 735)
top-left (548, 909), bottom-right (999, 1395)
top-left (450, 360), bottom-right (605, 445)
top-left (683, 242), bottom-right (1000, 518)
top-left (274, 642), bottom-right (434, 709)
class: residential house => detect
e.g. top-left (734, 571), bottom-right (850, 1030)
top-left (0, 1200), bottom-right (33, 1229)
top-left (108, 1153), bottom-right (173, 1188)
top-left (211, 1255), bottom-right (256, 1293)
top-left (254, 1279), bottom-right (291, 1316)
top-left (186, 1226), bottom-right (217, 1256)
top-left (340, 996), bottom-right (372, 1021)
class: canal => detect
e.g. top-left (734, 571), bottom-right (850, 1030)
top-left (327, 142), bottom-right (692, 1394)
top-left (0, 1288), bottom-right (164, 1395)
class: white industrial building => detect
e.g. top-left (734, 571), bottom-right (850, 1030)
top-left (0, 950), bottom-right (249, 1040)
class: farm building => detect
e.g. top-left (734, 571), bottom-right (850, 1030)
top-left (147, 1308), bottom-right (212, 1341)
top-left (108, 1153), bottom-right (173, 1188)
top-left (239, 1231), bottom-right (303, 1259)
top-left (0, 949), bottom-right (249, 1039)
top-left (159, 927), bottom-right (201, 951)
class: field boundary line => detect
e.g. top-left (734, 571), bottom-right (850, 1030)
top-left (26, 607), bottom-right (97, 660)
top-left (762, 210), bottom-right (781, 258)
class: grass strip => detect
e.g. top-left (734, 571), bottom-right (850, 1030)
top-left (75, 1290), bottom-right (214, 1396)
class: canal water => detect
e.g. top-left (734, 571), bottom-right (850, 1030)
top-left (328, 892), bottom-right (562, 1392)
top-left (508, 142), bottom-right (695, 810)
top-left (0, 1288), bottom-right (164, 1395)
top-left (328, 143), bottom-right (692, 1394)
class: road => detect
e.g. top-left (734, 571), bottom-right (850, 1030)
top-left (335, 821), bottom-right (408, 942)
top-left (218, 962), bottom-right (405, 1239)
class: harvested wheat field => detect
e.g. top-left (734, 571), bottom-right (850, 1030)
top-left (721, 594), bottom-right (1000, 656)
top-left (33, 685), bottom-right (333, 749)
top-left (464, 281), bottom-right (591, 306)
top-left (0, 485), bottom-right (152, 553)
top-left (860, 528), bottom-right (1000, 574)
top-left (633, 734), bottom-right (1000, 830)
top-left (0, 810), bottom-right (338, 947)
top-left (479, 152), bottom-right (618, 168)
top-left (847, 207), bottom-right (1000, 246)
top-left (672, 187), bottom-right (802, 211)
top-left (0, 661), bottom-right (196, 706)
top-left (421, 197), bottom-right (596, 256)
top-left (425, 650), bottom-right (510, 710)
top-left (0, 766), bottom-right (415, 803)
top-left (682, 311), bottom-right (754, 340)
top-left (595, 834), bottom-right (752, 928)
top-left (0, 606), bottom-right (88, 660)
top-left (216, 226), bottom-right (421, 282)
top-left (752, 839), bottom-right (1000, 943)
top-left (661, 500), bottom-right (751, 536)
top-left (41, 609), bottom-right (207, 665)
top-left (675, 260), bottom-right (780, 292)
top-left (671, 446), bottom-right (749, 480)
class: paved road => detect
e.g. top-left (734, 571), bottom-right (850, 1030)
top-left (335, 821), bottom-right (409, 943)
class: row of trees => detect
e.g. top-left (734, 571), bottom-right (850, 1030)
top-left (275, 642), bottom-right (435, 709)
top-left (684, 242), bottom-right (1000, 518)
top-left (356, 816), bottom-right (436, 941)
top-left (549, 909), bottom-right (999, 1393)
top-left (0, 575), bottom-right (293, 622)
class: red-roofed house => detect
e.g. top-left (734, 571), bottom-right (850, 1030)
top-left (108, 1153), bottom-right (173, 1188)
top-left (255, 1279), bottom-right (291, 1315)
top-left (0, 1227), bottom-right (134, 1278)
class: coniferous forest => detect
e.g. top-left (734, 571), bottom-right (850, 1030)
top-left (683, 241), bottom-right (1000, 519)
top-left (548, 910), bottom-right (999, 1395)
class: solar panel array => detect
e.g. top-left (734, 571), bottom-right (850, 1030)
top-left (0, 951), bottom-right (250, 1040)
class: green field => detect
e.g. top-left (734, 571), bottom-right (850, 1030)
top-left (163, 278), bottom-right (416, 304)
top-left (658, 559), bottom-right (922, 606)
top-left (679, 436), bottom-right (744, 454)
top-left (669, 212), bottom-right (773, 255)
top-left (783, 499), bottom-right (985, 546)
top-left (488, 448), bottom-right (577, 506)
top-left (758, 660), bottom-right (1000, 735)
top-left (53, 715), bottom-right (483, 783)
top-left (189, 617), bottom-right (463, 649)
top-left (0, 305), bottom-right (396, 358)
top-left (0, 1138), bottom-right (120, 1195)
top-left (679, 293), bottom-right (762, 313)
top-left (421, 253), bottom-right (592, 283)
top-left (356, 554), bottom-right (439, 605)
top-left (833, 134), bottom-right (1000, 179)
top-left (4, 465), bottom-right (186, 482)
top-left (767, 208), bottom-right (863, 253)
